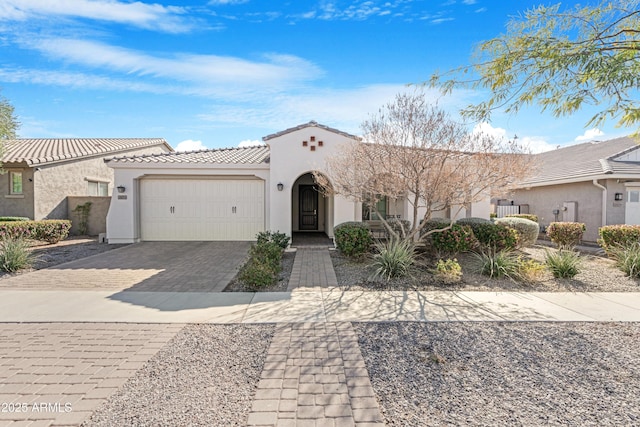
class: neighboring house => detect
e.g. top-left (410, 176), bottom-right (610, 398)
top-left (0, 138), bottom-right (173, 221)
top-left (505, 136), bottom-right (640, 242)
top-left (105, 121), bottom-right (489, 243)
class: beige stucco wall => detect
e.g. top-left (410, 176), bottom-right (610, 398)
top-left (33, 145), bottom-right (169, 220)
top-left (67, 196), bottom-right (111, 235)
top-left (510, 180), bottom-right (622, 242)
top-left (0, 168), bottom-right (35, 218)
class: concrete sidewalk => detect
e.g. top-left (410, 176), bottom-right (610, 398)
top-left (1, 289), bottom-right (640, 323)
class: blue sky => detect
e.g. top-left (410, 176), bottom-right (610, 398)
top-left (0, 0), bottom-right (633, 152)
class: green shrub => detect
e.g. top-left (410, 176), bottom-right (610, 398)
top-left (426, 224), bottom-right (476, 255)
top-left (473, 249), bottom-right (520, 279)
top-left (238, 241), bottom-right (283, 289)
top-left (598, 225), bottom-right (640, 256)
top-left (387, 219), bottom-right (411, 239)
top-left (607, 242), bottom-right (640, 278)
top-left (370, 238), bottom-right (415, 281)
top-left (433, 258), bottom-right (463, 284)
top-left (256, 230), bottom-right (290, 249)
top-left (517, 258), bottom-right (546, 282)
top-left (505, 214), bottom-right (539, 223)
top-left (334, 222), bottom-right (372, 257)
top-left (0, 217), bottom-right (30, 222)
top-left (495, 217), bottom-right (540, 247)
top-left (545, 249), bottom-right (582, 278)
top-left (456, 217), bottom-right (493, 225)
top-left (0, 220), bottom-right (71, 244)
top-left (465, 222), bottom-right (518, 252)
top-left (546, 222), bottom-right (585, 249)
top-left (0, 238), bottom-right (35, 272)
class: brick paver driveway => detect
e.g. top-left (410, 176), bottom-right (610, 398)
top-left (0, 242), bottom-right (251, 292)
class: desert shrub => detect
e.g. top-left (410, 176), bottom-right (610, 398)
top-left (473, 249), bottom-right (520, 279)
top-left (387, 219), bottom-right (411, 239)
top-left (370, 238), bottom-right (415, 281)
top-left (456, 217), bottom-right (493, 225)
top-left (495, 217), bottom-right (540, 247)
top-left (506, 214), bottom-right (539, 223)
top-left (238, 241), bottom-right (283, 289)
top-left (517, 258), bottom-right (546, 282)
top-left (607, 242), bottom-right (640, 278)
top-left (433, 258), bottom-right (463, 284)
top-left (598, 225), bottom-right (640, 256)
top-left (0, 238), bottom-right (35, 272)
top-left (0, 217), bottom-right (30, 222)
top-left (426, 224), bottom-right (476, 255)
top-left (334, 222), bottom-right (372, 257)
top-left (465, 222), bottom-right (518, 252)
top-left (545, 249), bottom-right (582, 278)
top-left (546, 222), bottom-right (585, 249)
top-left (256, 230), bottom-right (290, 249)
top-left (0, 220), bottom-right (71, 244)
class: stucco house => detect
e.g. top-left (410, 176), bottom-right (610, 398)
top-left (504, 136), bottom-right (640, 242)
top-left (105, 121), bottom-right (489, 244)
top-left (0, 138), bottom-right (173, 221)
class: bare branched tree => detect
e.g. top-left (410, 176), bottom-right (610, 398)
top-left (315, 92), bottom-right (533, 241)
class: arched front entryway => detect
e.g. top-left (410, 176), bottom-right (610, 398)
top-left (291, 172), bottom-right (334, 245)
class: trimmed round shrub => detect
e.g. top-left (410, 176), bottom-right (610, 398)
top-left (334, 222), bottom-right (372, 257)
top-left (457, 217), bottom-right (493, 225)
top-left (0, 217), bottom-right (31, 222)
top-left (461, 222), bottom-right (518, 252)
top-left (546, 222), bottom-right (586, 248)
top-left (495, 217), bottom-right (540, 247)
top-left (420, 218), bottom-right (454, 237)
top-left (598, 224), bottom-right (640, 256)
top-left (426, 223), bottom-right (476, 255)
top-left (505, 214), bottom-right (539, 223)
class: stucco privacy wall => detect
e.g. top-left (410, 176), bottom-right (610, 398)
top-left (266, 125), bottom-right (360, 238)
top-left (0, 169), bottom-right (35, 218)
top-left (68, 196), bottom-right (111, 235)
top-left (106, 164), bottom-right (269, 244)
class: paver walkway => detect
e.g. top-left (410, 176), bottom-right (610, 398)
top-left (247, 322), bottom-right (383, 427)
top-left (287, 249), bottom-right (338, 291)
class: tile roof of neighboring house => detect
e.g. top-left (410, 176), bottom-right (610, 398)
top-left (262, 120), bottom-right (360, 141)
top-left (1, 138), bottom-right (172, 166)
top-left (521, 136), bottom-right (640, 186)
top-left (107, 145), bottom-right (270, 164)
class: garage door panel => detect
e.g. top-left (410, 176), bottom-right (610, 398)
top-left (141, 179), bottom-right (264, 241)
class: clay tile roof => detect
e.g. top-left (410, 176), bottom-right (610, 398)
top-left (1, 138), bottom-right (171, 166)
top-left (521, 136), bottom-right (640, 186)
top-left (107, 145), bottom-right (270, 164)
top-left (262, 120), bottom-right (360, 141)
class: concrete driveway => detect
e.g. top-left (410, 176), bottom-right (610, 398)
top-left (0, 241), bottom-right (251, 292)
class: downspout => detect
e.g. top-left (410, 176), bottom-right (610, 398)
top-left (592, 179), bottom-right (607, 227)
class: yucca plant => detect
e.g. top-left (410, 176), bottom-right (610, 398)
top-left (0, 238), bottom-right (35, 273)
top-left (608, 242), bottom-right (640, 278)
top-left (370, 238), bottom-right (415, 281)
top-left (545, 249), bottom-right (582, 278)
top-left (473, 249), bottom-right (520, 279)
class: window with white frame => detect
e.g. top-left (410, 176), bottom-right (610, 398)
top-left (9, 171), bottom-right (23, 195)
top-left (88, 181), bottom-right (109, 196)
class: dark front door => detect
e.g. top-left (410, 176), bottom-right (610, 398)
top-left (299, 185), bottom-right (318, 230)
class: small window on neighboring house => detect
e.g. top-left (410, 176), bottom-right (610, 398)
top-left (362, 196), bottom-right (388, 220)
top-left (88, 181), bottom-right (109, 196)
top-left (9, 171), bottom-right (23, 194)
top-left (629, 191), bottom-right (640, 203)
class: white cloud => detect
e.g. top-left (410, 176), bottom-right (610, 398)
top-left (209, 0), bottom-right (248, 4)
top-left (175, 139), bottom-right (207, 151)
top-left (26, 38), bottom-right (322, 91)
top-left (238, 139), bottom-right (264, 147)
top-left (0, 0), bottom-right (191, 33)
top-left (574, 128), bottom-right (604, 142)
top-left (472, 122), bottom-right (555, 153)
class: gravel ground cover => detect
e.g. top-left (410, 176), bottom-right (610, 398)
top-left (84, 323), bottom-right (274, 427)
top-left (224, 250), bottom-right (295, 292)
top-left (355, 322), bottom-right (640, 427)
top-left (331, 244), bottom-right (640, 292)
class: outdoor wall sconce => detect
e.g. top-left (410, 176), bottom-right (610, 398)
top-left (615, 193), bottom-right (623, 201)
top-left (277, 183), bottom-right (284, 191)
top-left (117, 185), bottom-right (126, 193)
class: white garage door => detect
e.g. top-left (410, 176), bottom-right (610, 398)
top-left (140, 178), bottom-right (264, 241)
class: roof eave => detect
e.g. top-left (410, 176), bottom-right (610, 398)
top-left (517, 172), bottom-right (640, 188)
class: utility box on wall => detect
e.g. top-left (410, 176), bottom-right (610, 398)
top-left (562, 201), bottom-right (578, 222)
